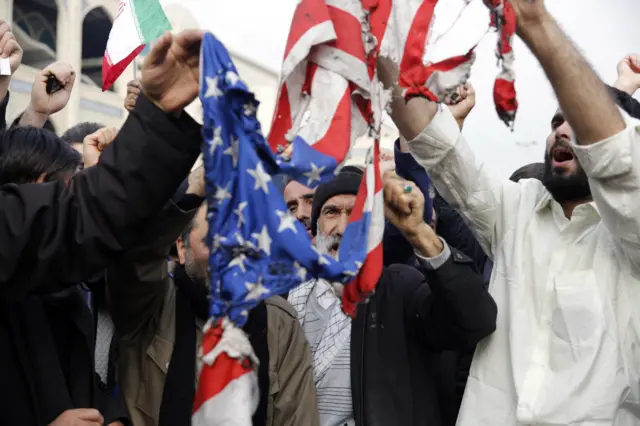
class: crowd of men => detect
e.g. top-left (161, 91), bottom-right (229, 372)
top-left (1, 0), bottom-right (640, 425)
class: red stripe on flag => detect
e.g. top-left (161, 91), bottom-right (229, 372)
top-left (402, 48), bottom-right (475, 100)
top-left (309, 85), bottom-right (352, 162)
top-left (399, 0), bottom-right (439, 85)
top-left (284, 0), bottom-right (332, 60)
top-left (102, 44), bottom-right (145, 91)
top-left (326, 5), bottom-right (366, 62)
top-left (193, 323), bottom-right (255, 414)
top-left (342, 243), bottom-right (383, 317)
top-left (342, 142), bottom-right (383, 316)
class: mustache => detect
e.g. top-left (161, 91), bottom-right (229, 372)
top-left (300, 217), bottom-right (311, 229)
top-left (551, 137), bottom-right (571, 152)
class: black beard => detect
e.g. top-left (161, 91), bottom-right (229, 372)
top-left (542, 151), bottom-right (591, 203)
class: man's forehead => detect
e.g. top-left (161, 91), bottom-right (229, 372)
top-left (322, 193), bottom-right (356, 208)
top-left (284, 180), bottom-right (314, 200)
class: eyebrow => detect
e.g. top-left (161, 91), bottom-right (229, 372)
top-left (321, 204), bottom-right (339, 213)
top-left (301, 193), bottom-right (314, 200)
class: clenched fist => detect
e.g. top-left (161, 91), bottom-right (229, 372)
top-left (614, 54), bottom-right (640, 95)
top-left (0, 19), bottom-right (23, 74)
top-left (445, 83), bottom-right (476, 130)
top-left (124, 79), bottom-right (142, 112)
top-left (30, 62), bottom-right (76, 116)
top-left (383, 171), bottom-right (425, 236)
top-left (383, 171), bottom-right (443, 257)
top-left (83, 126), bottom-right (117, 169)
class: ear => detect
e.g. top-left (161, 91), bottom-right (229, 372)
top-left (176, 238), bottom-right (187, 265)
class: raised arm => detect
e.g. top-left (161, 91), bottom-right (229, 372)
top-left (0, 30), bottom-right (205, 301)
top-left (515, 4), bottom-right (640, 266)
top-left (517, 3), bottom-right (625, 145)
top-left (382, 171), bottom-right (496, 349)
top-left (378, 59), bottom-right (519, 257)
top-left (107, 169), bottom-right (204, 337)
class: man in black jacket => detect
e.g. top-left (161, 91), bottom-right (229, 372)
top-left (0, 29), bottom-right (205, 426)
top-left (288, 168), bottom-right (497, 426)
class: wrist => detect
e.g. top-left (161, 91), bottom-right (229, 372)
top-left (404, 222), bottom-right (444, 258)
top-left (613, 78), bottom-right (639, 96)
top-left (23, 105), bottom-right (49, 127)
top-left (517, 12), bottom-right (556, 48)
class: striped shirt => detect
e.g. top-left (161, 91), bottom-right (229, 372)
top-left (289, 280), bottom-right (355, 426)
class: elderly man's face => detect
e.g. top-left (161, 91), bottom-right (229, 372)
top-left (284, 180), bottom-right (314, 237)
top-left (316, 194), bottom-right (356, 258)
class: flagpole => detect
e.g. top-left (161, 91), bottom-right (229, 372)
top-left (133, 58), bottom-right (138, 81)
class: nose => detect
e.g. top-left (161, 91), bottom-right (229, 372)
top-left (298, 203), bottom-right (312, 222)
top-left (555, 120), bottom-right (573, 142)
top-left (336, 212), bottom-right (350, 235)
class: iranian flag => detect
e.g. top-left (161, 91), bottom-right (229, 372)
top-left (101, 0), bottom-right (172, 91)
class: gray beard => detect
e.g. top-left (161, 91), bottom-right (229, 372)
top-left (315, 232), bottom-right (340, 259)
top-left (314, 233), bottom-right (344, 296)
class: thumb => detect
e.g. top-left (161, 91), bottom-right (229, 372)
top-left (146, 31), bottom-right (172, 66)
top-left (75, 408), bottom-right (103, 422)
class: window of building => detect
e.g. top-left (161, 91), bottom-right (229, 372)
top-left (82, 7), bottom-right (113, 91)
top-left (13, 0), bottom-right (58, 69)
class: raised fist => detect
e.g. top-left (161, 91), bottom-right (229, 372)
top-left (614, 54), bottom-right (640, 95)
top-left (30, 62), bottom-right (76, 116)
top-left (0, 19), bottom-right (23, 74)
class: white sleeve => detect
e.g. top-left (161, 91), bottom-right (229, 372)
top-left (571, 109), bottom-right (640, 269)
top-left (406, 105), bottom-right (520, 259)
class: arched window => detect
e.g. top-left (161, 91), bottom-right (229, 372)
top-left (82, 7), bottom-right (113, 91)
top-left (13, 0), bottom-right (58, 69)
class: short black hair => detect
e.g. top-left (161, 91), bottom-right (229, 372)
top-left (62, 122), bottom-right (105, 145)
top-left (0, 126), bottom-right (81, 185)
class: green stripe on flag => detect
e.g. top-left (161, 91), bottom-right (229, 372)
top-left (130, 0), bottom-right (173, 44)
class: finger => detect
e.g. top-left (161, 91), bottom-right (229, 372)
top-left (466, 83), bottom-right (476, 96)
top-left (174, 29), bottom-right (205, 51)
top-left (127, 86), bottom-right (141, 96)
top-left (4, 39), bottom-right (20, 57)
top-left (0, 20), bottom-right (11, 36)
top-left (99, 128), bottom-right (115, 150)
top-left (0, 31), bottom-right (15, 57)
top-left (127, 79), bottom-right (142, 89)
top-left (383, 204), bottom-right (401, 225)
top-left (74, 408), bottom-right (104, 422)
top-left (0, 21), bottom-right (11, 54)
top-left (146, 31), bottom-right (172, 66)
top-left (48, 62), bottom-right (75, 83)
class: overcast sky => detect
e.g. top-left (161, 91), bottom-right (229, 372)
top-left (169, 0), bottom-right (640, 179)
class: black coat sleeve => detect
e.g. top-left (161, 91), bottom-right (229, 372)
top-left (399, 248), bottom-right (497, 350)
top-left (0, 91), bottom-right (9, 131)
top-left (433, 193), bottom-right (488, 273)
top-left (0, 95), bottom-right (202, 302)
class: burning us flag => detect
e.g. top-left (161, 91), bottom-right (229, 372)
top-left (101, 0), bottom-right (172, 91)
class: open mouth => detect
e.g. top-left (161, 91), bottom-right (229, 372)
top-left (551, 146), bottom-right (575, 165)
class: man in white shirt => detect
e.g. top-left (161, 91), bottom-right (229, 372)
top-left (378, 0), bottom-right (640, 424)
